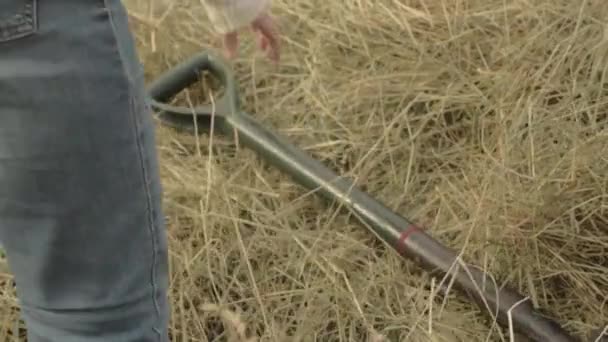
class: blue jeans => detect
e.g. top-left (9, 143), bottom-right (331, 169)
top-left (0, 0), bottom-right (170, 341)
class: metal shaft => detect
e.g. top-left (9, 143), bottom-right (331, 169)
top-left (217, 110), bottom-right (577, 342)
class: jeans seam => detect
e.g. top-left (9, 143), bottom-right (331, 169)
top-left (102, 0), bottom-right (162, 339)
top-left (0, 0), bottom-right (38, 43)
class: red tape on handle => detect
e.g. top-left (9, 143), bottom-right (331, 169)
top-left (397, 224), bottom-right (422, 254)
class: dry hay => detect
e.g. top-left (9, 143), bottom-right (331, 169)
top-left (2, 0), bottom-right (608, 341)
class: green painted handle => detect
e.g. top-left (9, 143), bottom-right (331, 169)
top-left (146, 52), bottom-right (240, 131)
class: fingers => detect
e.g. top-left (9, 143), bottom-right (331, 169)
top-left (222, 13), bottom-right (280, 63)
top-left (259, 31), bottom-right (279, 63)
top-left (258, 35), bottom-right (269, 51)
top-left (222, 31), bottom-right (239, 59)
top-left (252, 14), bottom-right (280, 63)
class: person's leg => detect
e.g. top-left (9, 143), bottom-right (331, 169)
top-left (0, 0), bottom-right (169, 341)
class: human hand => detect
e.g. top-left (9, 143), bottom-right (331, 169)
top-left (221, 11), bottom-right (280, 63)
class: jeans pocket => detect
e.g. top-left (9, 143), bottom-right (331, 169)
top-left (0, 0), bottom-right (37, 43)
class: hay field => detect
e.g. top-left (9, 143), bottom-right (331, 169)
top-left (2, 0), bottom-right (608, 341)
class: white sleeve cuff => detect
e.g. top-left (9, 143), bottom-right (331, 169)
top-left (201, 0), bottom-right (270, 34)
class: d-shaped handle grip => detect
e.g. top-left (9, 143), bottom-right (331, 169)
top-left (146, 52), bottom-right (240, 129)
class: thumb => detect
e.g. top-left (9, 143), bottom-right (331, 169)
top-left (223, 32), bottom-right (239, 59)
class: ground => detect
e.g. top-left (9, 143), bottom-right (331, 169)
top-left (1, 0), bottom-right (607, 341)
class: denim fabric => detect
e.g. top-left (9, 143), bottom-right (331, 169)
top-left (0, 0), bottom-right (170, 341)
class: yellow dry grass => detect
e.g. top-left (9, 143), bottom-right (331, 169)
top-left (2, 0), bottom-right (608, 341)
